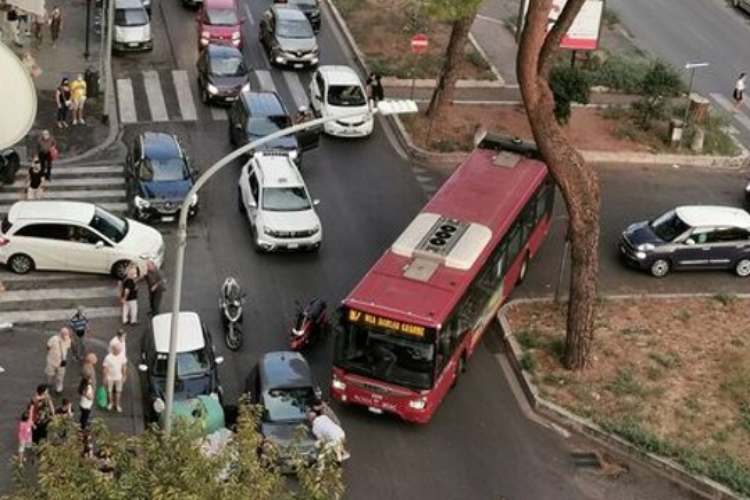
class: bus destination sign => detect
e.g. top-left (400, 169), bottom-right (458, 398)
top-left (347, 309), bottom-right (426, 337)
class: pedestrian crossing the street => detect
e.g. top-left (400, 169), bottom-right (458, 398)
top-left (115, 68), bottom-right (311, 125)
top-left (0, 162), bottom-right (129, 325)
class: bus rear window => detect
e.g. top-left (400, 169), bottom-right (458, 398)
top-left (1, 216), bottom-right (12, 235)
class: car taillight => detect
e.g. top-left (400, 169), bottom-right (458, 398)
top-left (0, 237), bottom-right (10, 246)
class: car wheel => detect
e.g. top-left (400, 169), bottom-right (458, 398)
top-left (8, 253), bottom-right (34, 274)
top-left (111, 260), bottom-right (131, 280)
top-left (237, 187), bottom-right (245, 214)
top-left (649, 259), bottom-right (670, 278)
top-left (735, 258), bottom-right (750, 277)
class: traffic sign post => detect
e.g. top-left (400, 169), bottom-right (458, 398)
top-left (409, 34), bottom-right (429, 100)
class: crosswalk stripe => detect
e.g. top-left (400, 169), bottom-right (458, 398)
top-left (16, 166), bottom-right (125, 177)
top-left (282, 71), bottom-right (309, 111)
top-left (0, 189), bottom-right (124, 201)
top-left (0, 270), bottom-right (113, 282)
top-left (172, 70), bottom-right (198, 122)
top-left (243, 3), bottom-right (254, 25)
top-left (255, 70), bottom-right (275, 92)
top-left (210, 107), bottom-right (228, 121)
top-left (116, 78), bottom-right (138, 124)
top-left (0, 201), bottom-right (127, 215)
top-left (10, 177), bottom-right (124, 188)
top-left (143, 70), bottom-right (169, 122)
top-left (0, 286), bottom-right (116, 303)
top-left (710, 92), bottom-right (750, 131)
top-left (0, 306), bottom-right (120, 324)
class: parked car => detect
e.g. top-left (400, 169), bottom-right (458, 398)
top-left (0, 201), bottom-right (164, 277)
top-left (237, 151), bottom-right (322, 252)
top-left (619, 205), bottom-right (750, 278)
top-left (273, 0), bottom-right (320, 32)
top-left (259, 6), bottom-right (319, 69)
top-left (113, 0), bottom-right (152, 53)
top-left (197, 44), bottom-right (251, 105)
top-left (228, 91), bottom-right (318, 159)
top-left (197, 0), bottom-right (244, 49)
top-left (309, 65), bottom-right (373, 138)
top-left (244, 351), bottom-right (321, 469)
top-left (126, 132), bottom-right (199, 223)
top-left (138, 312), bottom-right (224, 422)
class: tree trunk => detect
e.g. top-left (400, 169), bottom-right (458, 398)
top-left (517, 0), bottom-right (599, 370)
top-left (426, 13), bottom-right (475, 119)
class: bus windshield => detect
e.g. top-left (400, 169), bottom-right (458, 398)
top-left (337, 323), bottom-right (435, 390)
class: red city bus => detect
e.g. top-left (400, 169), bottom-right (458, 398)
top-left (331, 134), bottom-right (556, 424)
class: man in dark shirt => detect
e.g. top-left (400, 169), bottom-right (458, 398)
top-left (145, 260), bottom-right (165, 315)
top-left (26, 159), bottom-right (46, 199)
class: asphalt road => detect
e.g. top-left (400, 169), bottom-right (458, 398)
top-left (106, 1), bottom-right (718, 499)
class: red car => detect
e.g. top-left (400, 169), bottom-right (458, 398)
top-left (197, 0), bottom-right (244, 49)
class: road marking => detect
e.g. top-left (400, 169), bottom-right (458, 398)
top-left (243, 3), bottom-right (254, 25)
top-left (0, 270), bottom-right (113, 282)
top-left (0, 201), bottom-right (127, 215)
top-left (16, 165), bottom-right (125, 177)
top-left (0, 286), bottom-right (115, 303)
top-left (172, 70), bottom-right (198, 122)
top-left (210, 107), bottom-right (228, 121)
top-left (11, 177), bottom-right (124, 188)
top-left (0, 306), bottom-right (120, 324)
top-left (143, 70), bottom-right (169, 122)
top-left (710, 92), bottom-right (750, 130)
top-left (116, 78), bottom-right (138, 124)
top-left (0, 189), bottom-right (125, 201)
top-left (255, 69), bottom-right (275, 92)
top-left (475, 14), bottom-right (505, 25)
top-left (282, 71), bottom-right (309, 111)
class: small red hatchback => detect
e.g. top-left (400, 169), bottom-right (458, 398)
top-left (197, 0), bottom-right (244, 50)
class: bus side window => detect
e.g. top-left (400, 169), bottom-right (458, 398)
top-left (505, 223), bottom-right (523, 266)
top-left (437, 318), bottom-right (458, 371)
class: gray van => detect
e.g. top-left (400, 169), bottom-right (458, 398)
top-left (113, 0), bottom-right (153, 53)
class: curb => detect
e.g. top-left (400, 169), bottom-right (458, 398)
top-left (497, 296), bottom-right (744, 500)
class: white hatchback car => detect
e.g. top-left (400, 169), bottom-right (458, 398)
top-left (309, 65), bottom-right (373, 138)
top-left (237, 152), bottom-right (322, 252)
top-left (0, 201), bottom-right (164, 277)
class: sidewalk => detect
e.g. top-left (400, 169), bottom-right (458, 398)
top-left (1, 0), bottom-right (109, 161)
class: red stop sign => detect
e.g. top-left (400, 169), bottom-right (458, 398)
top-left (410, 34), bottom-right (429, 54)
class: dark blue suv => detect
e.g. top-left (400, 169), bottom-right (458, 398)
top-left (126, 132), bottom-right (199, 223)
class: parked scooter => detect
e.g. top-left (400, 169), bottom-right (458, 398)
top-left (290, 298), bottom-right (328, 351)
top-left (219, 277), bottom-right (245, 351)
top-left (0, 149), bottom-right (20, 185)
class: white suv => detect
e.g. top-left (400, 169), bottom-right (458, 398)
top-left (309, 65), bottom-right (373, 138)
top-left (237, 152), bottom-right (322, 252)
top-left (0, 201), bottom-right (164, 277)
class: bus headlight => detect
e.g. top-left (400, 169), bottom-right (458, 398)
top-left (408, 397), bottom-right (426, 410)
top-left (332, 377), bottom-right (346, 391)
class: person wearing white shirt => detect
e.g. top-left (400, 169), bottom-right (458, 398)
top-left (109, 329), bottom-right (127, 362)
top-left (734, 72), bottom-right (746, 109)
top-left (308, 411), bottom-right (350, 462)
top-left (102, 343), bottom-right (127, 413)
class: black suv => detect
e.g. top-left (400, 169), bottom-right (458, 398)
top-left (138, 312), bottom-right (224, 422)
top-left (228, 91), bottom-right (318, 159)
top-left (259, 5), bottom-right (319, 68)
top-left (197, 44), bottom-right (251, 105)
top-left (126, 132), bottom-right (198, 223)
top-left (619, 205), bottom-right (750, 278)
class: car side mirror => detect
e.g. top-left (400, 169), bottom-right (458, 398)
top-left (138, 363), bottom-right (148, 372)
top-left (313, 199), bottom-right (320, 206)
top-left (685, 238), bottom-right (695, 245)
top-left (215, 356), bottom-right (225, 365)
top-left (95, 240), bottom-right (105, 249)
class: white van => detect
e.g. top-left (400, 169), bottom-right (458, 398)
top-left (113, 0), bottom-right (153, 53)
top-left (0, 201), bottom-right (164, 278)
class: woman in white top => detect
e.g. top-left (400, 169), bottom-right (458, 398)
top-left (78, 375), bottom-right (94, 430)
top-left (734, 72), bottom-right (746, 108)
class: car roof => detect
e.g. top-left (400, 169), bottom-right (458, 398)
top-left (318, 65), bottom-right (361, 86)
top-left (272, 5), bottom-right (309, 21)
top-left (141, 132), bottom-right (181, 161)
top-left (241, 91), bottom-right (287, 117)
top-left (259, 351), bottom-right (312, 390)
top-left (254, 153), bottom-right (304, 188)
top-left (674, 205), bottom-right (750, 229)
top-left (115, 0), bottom-right (145, 9)
top-left (151, 312), bottom-right (205, 353)
top-left (205, 44), bottom-right (242, 58)
top-left (8, 201), bottom-right (95, 225)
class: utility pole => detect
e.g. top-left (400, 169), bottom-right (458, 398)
top-left (101, 0), bottom-right (115, 124)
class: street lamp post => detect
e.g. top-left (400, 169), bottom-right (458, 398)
top-left (162, 100), bottom-right (418, 434)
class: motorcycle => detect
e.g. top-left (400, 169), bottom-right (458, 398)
top-left (290, 298), bottom-right (328, 351)
top-left (219, 277), bottom-right (245, 351)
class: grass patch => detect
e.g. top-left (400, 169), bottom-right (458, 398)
top-left (545, 338), bottom-right (566, 363)
top-left (713, 292), bottom-right (737, 307)
top-left (648, 351), bottom-right (681, 369)
top-left (619, 327), bottom-right (650, 336)
top-left (606, 369), bottom-right (646, 397)
top-left (674, 309), bottom-right (691, 322)
top-left (520, 352), bottom-right (536, 373)
top-left (740, 402), bottom-right (750, 434)
top-left (516, 329), bottom-right (543, 350)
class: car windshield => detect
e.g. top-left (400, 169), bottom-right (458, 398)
top-left (650, 210), bottom-right (691, 242)
top-left (115, 8), bottom-right (148, 26)
top-left (277, 18), bottom-right (313, 38)
top-left (140, 158), bottom-right (188, 182)
top-left (290, 0), bottom-right (317, 6)
top-left (89, 207), bottom-right (128, 243)
top-left (336, 324), bottom-right (435, 390)
top-left (263, 386), bottom-right (315, 422)
top-left (210, 56), bottom-right (246, 76)
top-left (206, 8), bottom-right (238, 25)
top-left (327, 84), bottom-right (366, 107)
top-left (262, 187), bottom-right (311, 212)
top-left (248, 116), bottom-right (290, 136)
top-left (153, 349), bottom-right (210, 378)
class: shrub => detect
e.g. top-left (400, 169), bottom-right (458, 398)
top-left (520, 351), bottom-right (536, 373)
top-left (516, 329), bottom-right (543, 350)
top-left (549, 66), bottom-right (591, 125)
top-left (633, 61), bottom-right (683, 128)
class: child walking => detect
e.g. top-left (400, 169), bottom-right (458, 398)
top-left (17, 411), bottom-right (33, 463)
